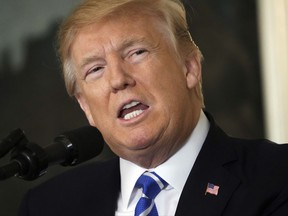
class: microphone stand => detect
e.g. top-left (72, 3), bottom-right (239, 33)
top-left (0, 129), bottom-right (48, 181)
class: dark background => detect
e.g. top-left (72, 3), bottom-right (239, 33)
top-left (0, 0), bottom-right (263, 215)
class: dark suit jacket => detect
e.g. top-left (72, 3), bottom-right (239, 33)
top-left (19, 114), bottom-right (288, 216)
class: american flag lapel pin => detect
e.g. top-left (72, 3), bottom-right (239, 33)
top-left (205, 183), bottom-right (220, 196)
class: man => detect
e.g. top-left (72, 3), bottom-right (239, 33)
top-left (19, 0), bottom-right (288, 215)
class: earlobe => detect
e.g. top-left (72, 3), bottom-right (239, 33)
top-left (185, 53), bottom-right (202, 89)
top-left (75, 93), bottom-right (96, 126)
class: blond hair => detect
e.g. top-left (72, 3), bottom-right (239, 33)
top-left (58, 0), bottom-right (204, 104)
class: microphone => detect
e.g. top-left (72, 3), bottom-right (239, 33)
top-left (0, 126), bottom-right (104, 181)
top-left (43, 126), bottom-right (104, 167)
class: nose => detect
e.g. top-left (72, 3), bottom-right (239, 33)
top-left (107, 60), bottom-right (136, 93)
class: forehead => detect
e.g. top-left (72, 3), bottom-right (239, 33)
top-left (71, 12), bottom-right (171, 60)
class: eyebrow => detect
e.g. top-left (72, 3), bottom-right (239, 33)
top-left (80, 55), bottom-right (103, 71)
top-left (118, 37), bottom-right (147, 51)
top-left (79, 37), bottom-right (150, 70)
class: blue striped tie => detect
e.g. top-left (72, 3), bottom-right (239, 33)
top-left (134, 171), bottom-right (168, 216)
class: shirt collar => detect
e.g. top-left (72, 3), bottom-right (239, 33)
top-left (119, 110), bottom-right (210, 208)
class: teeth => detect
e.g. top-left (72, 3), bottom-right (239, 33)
top-left (124, 110), bottom-right (144, 120)
top-left (123, 101), bottom-right (140, 110)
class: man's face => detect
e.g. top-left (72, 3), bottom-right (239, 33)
top-left (71, 12), bottom-right (202, 168)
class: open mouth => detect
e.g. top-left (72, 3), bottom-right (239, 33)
top-left (118, 101), bottom-right (149, 120)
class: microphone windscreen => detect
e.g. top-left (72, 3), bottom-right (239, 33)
top-left (58, 126), bottom-right (104, 165)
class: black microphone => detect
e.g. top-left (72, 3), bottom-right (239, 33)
top-left (44, 126), bottom-right (104, 167)
top-left (0, 126), bottom-right (104, 181)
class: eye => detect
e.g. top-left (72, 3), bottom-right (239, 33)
top-left (84, 66), bottom-right (105, 80)
top-left (134, 49), bottom-right (147, 56)
top-left (128, 48), bottom-right (148, 63)
top-left (90, 66), bottom-right (104, 73)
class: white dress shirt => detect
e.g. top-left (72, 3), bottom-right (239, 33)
top-left (115, 111), bottom-right (210, 216)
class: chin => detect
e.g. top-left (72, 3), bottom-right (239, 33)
top-left (125, 126), bottom-right (156, 143)
top-left (126, 137), bottom-right (153, 151)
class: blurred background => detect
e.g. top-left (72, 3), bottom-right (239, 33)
top-left (0, 0), bottom-right (287, 215)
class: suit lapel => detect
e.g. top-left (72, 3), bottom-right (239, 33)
top-left (175, 115), bottom-right (241, 216)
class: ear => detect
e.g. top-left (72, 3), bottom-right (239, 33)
top-left (75, 93), bottom-right (96, 126)
top-left (184, 52), bottom-right (202, 89)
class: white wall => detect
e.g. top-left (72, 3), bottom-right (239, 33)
top-left (257, 0), bottom-right (288, 143)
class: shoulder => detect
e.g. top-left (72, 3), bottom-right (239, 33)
top-left (205, 114), bottom-right (288, 183)
top-left (32, 157), bottom-right (119, 193)
top-left (205, 111), bottom-right (288, 168)
top-left (229, 136), bottom-right (288, 165)
top-left (19, 157), bottom-right (120, 215)
top-left (218, 131), bottom-right (288, 191)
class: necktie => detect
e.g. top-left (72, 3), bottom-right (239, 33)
top-left (134, 171), bottom-right (168, 216)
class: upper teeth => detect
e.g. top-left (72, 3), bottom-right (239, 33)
top-left (123, 101), bottom-right (140, 110)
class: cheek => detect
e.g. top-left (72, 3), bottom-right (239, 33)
top-left (81, 86), bottom-right (109, 118)
top-left (81, 80), bottom-right (108, 103)
top-left (151, 71), bottom-right (187, 101)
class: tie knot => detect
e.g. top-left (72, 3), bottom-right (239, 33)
top-left (135, 171), bottom-right (168, 199)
